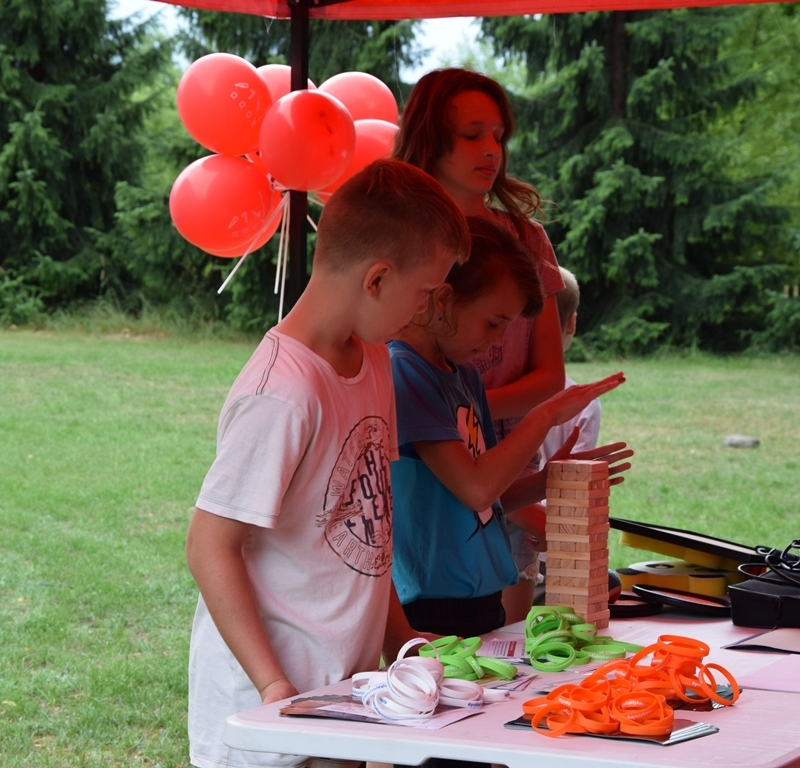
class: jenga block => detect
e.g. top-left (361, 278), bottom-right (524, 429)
top-left (544, 517), bottom-right (610, 536)
top-left (549, 583), bottom-right (608, 597)
top-left (547, 565), bottom-right (609, 580)
top-left (545, 575), bottom-right (606, 591)
top-left (546, 559), bottom-right (608, 572)
top-left (546, 593), bottom-right (585, 607)
top-left (545, 512), bottom-right (609, 527)
top-left (545, 549), bottom-right (604, 562)
top-left (585, 609), bottom-right (610, 629)
top-left (546, 487), bottom-right (609, 500)
top-left (545, 503), bottom-right (577, 515)
top-left (547, 575), bottom-right (589, 588)
top-left (546, 495), bottom-right (609, 509)
top-left (546, 478), bottom-right (611, 491)
top-left (586, 599), bottom-right (609, 615)
top-left (548, 460), bottom-right (608, 480)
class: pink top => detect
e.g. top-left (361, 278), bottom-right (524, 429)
top-left (471, 213), bottom-right (563, 452)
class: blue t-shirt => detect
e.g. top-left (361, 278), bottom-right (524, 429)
top-left (388, 341), bottom-right (518, 604)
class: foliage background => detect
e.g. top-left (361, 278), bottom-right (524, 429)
top-left (2, 1), bottom-right (799, 351)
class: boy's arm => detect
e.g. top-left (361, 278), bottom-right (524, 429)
top-left (414, 373), bottom-right (625, 514)
top-left (186, 507), bottom-right (298, 705)
top-left (484, 296), bottom-right (566, 420)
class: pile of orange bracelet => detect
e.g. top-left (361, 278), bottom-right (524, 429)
top-left (522, 634), bottom-right (741, 738)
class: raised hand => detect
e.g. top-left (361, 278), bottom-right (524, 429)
top-left (570, 441), bottom-right (634, 486)
top-left (543, 372), bottom-right (625, 428)
top-left (548, 428), bottom-right (634, 487)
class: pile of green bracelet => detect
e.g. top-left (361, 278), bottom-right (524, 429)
top-left (525, 606), bottom-right (643, 672)
top-left (418, 636), bottom-right (517, 682)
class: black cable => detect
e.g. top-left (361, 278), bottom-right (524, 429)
top-left (738, 540), bottom-right (800, 588)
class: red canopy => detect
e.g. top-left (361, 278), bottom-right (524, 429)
top-left (158, 0), bottom-right (778, 19)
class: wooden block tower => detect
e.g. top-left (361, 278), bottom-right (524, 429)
top-left (544, 459), bottom-right (611, 628)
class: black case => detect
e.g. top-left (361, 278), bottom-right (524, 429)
top-left (727, 573), bottom-right (800, 629)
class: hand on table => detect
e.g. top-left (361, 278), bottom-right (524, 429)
top-left (260, 677), bottom-right (299, 705)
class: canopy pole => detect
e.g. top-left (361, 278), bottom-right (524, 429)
top-left (287, 2), bottom-right (310, 310)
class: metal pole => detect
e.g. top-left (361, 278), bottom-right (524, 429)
top-left (288, 2), bottom-right (310, 309)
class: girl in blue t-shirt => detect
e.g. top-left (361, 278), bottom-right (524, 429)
top-left (388, 216), bottom-right (632, 638)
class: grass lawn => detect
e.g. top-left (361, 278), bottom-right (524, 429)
top-left (1, 328), bottom-right (798, 767)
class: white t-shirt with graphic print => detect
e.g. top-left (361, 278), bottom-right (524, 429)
top-left (188, 330), bottom-right (398, 768)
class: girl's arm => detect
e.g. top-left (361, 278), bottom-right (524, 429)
top-left (413, 373), bottom-right (625, 513)
top-left (484, 294), bottom-right (566, 420)
top-left (186, 508), bottom-right (299, 705)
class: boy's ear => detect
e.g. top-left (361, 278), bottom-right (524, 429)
top-left (432, 283), bottom-right (453, 314)
top-left (363, 262), bottom-right (392, 297)
top-left (565, 311), bottom-right (578, 338)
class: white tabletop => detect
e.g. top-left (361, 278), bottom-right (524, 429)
top-left (225, 616), bottom-right (800, 768)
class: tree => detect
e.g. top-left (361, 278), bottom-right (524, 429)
top-left (483, 8), bottom-right (793, 353)
top-left (0, 0), bottom-right (173, 322)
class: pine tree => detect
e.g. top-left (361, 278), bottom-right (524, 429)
top-left (0, 0), bottom-right (173, 320)
top-left (484, 8), bottom-right (791, 353)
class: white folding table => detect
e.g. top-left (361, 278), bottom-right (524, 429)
top-left (225, 615), bottom-right (800, 768)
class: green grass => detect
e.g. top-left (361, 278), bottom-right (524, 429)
top-left (1, 329), bottom-right (252, 768)
top-left (574, 354), bottom-right (800, 567)
top-left (1, 328), bottom-right (798, 766)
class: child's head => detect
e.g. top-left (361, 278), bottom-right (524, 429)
top-left (314, 158), bottom-right (470, 274)
top-left (425, 215), bottom-right (544, 364)
top-left (393, 69), bottom-right (541, 220)
top-left (314, 159), bottom-right (471, 345)
top-left (555, 266), bottom-right (580, 352)
top-left (394, 68), bottom-right (516, 184)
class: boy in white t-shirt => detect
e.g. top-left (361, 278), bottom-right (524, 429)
top-left (185, 159), bottom-right (470, 768)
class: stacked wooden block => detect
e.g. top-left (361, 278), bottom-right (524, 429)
top-left (544, 459), bottom-right (611, 628)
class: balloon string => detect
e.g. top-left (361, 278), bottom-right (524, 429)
top-left (217, 192), bottom-right (288, 295)
top-left (277, 197), bottom-right (291, 321)
top-left (274, 194), bottom-right (290, 295)
top-left (306, 214), bottom-right (317, 232)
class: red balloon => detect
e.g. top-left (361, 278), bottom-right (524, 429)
top-left (177, 53), bottom-right (272, 156)
top-left (203, 187), bottom-right (286, 258)
top-left (259, 90), bottom-right (355, 192)
top-left (316, 119), bottom-right (399, 201)
top-left (169, 155), bottom-right (279, 254)
top-left (318, 71), bottom-right (398, 124)
top-left (257, 64), bottom-right (316, 103)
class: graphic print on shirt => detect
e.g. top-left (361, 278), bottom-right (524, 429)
top-left (472, 344), bottom-right (503, 374)
top-left (455, 402), bottom-right (494, 528)
top-left (317, 415), bottom-right (392, 577)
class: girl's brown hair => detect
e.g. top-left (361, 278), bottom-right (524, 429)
top-left (394, 68), bottom-right (544, 234)
top-left (444, 215), bottom-right (545, 321)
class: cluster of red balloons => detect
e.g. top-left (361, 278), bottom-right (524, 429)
top-left (169, 53), bottom-right (400, 257)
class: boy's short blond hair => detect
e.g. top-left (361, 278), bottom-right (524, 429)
top-left (555, 266), bottom-right (580, 331)
top-left (314, 159), bottom-right (470, 273)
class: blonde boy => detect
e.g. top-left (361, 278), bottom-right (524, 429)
top-left (185, 159), bottom-right (469, 768)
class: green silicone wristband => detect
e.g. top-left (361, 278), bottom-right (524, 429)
top-left (450, 637), bottom-right (483, 658)
top-left (418, 635), bottom-right (458, 657)
top-left (581, 643), bottom-right (627, 660)
top-left (529, 641), bottom-right (576, 672)
top-left (476, 656), bottom-right (517, 680)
